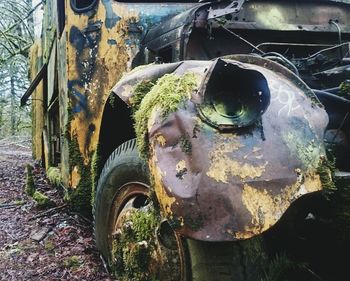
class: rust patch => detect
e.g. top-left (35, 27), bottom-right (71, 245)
top-left (207, 140), bottom-right (267, 183)
top-left (155, 134), bottom-right (166, 147)
top-left (70, 166), bottom-right (81, 189)
top-left (149, 155), bottom-right (176, 219)
top-left (239, 172), bottom-right (322, 238)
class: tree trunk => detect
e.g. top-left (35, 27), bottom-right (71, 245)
top-left (10, 75), bottom-right (16, 136)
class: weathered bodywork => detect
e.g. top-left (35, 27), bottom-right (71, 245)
top-left (24, 0), bottom-right (350, 254)
top-left (23, 0), bottom-right (349, 210)
top-left (24, 0), bottom-right (200, 211)
top-left (113, 56), bottom-right (329, 241)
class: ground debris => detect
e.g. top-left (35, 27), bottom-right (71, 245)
top-left (0, 142), bottom-right (112, 281)
top-left (30, 227), bottom-right (51, 242)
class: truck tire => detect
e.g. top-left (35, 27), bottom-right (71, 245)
top-left (93, 139), bottom-right (190, 280)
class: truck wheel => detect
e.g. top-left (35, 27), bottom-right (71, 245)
top-left (93, 139), bottom-right (190, 280)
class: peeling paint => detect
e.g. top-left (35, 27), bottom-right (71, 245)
top-left (207, 141), bottom-right (267, 183)
top-left (155, 134), bottom-right (166, 147)
top-left (176, 160), bottom-right (186, 173)
top-left (71, 166), bottom-right (81, 188)
top-left (240, 172), bottom-right (322, 237)
top-left (283, 131), bottom-right (322, 170)
top-left (149, 156), bottom-right (176, 220)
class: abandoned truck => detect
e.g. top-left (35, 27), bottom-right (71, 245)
top-left (21, 0), bottom-right (350, 280)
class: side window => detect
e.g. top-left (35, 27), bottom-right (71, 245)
top-left (70, 0), bottom-right (98, 13)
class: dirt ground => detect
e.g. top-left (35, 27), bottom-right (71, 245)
top-left (0, 140), bottom-right (112, 280)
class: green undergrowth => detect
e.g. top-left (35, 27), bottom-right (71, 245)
top-left (47, 166), bottom-right (62, 187)
top-left (111, 209), bottom-right (159, 281)
top-left (329, 176), bottom-right (350, 241)
top-left (62, 255), bottom-right (83, 269)
top-left (33, 190), bottom-right (54, 208)
top-left (133, 72), bottom-right (198, 159)
top-left (25, 164), bottom-right (35, 196)
top-left (339, 80), bottom-right (350, 98)
top-left (25, 164), bottom-right (55, 208)
top-left (262, 253), bottom-right (307, 281)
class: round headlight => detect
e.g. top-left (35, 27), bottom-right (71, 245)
top-left (198, 59), bottom-right (270, 130)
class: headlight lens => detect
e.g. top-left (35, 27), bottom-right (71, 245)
top-left (198, 59), bottom-right (270, 130)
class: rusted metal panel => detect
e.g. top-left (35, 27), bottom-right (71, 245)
top-left (114, 56), bottom-right (328, 241)
top-left (65, 0), bottom-right (198, 187)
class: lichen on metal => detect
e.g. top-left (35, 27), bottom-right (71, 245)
top-left (133, 72), bottom-right (200, 159)
top-left (149, 159), bottom-right (176, 220)
top-left (206, 137), bottom-right (267, 183)
top-left (240, 172), bottom-right (322, 238)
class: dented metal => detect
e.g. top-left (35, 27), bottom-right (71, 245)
top-left (116, 56), bottom-right (328, 241)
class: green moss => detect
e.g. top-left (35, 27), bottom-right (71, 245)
top-left (62, 255), bottom-right (83, 269)
top-left (44, 240), bottom-right (55, 252)
top-left (47, 166), bottom-right (62, 187)
top-left (329, 177), bottom-right (350, 241)
top-left (339, 80), bottom-right (350, 98)
top-left (25, 164), bottom-right (36, 196)
top-left (133, 72), bottom-right (198, 159)
top-left (67, 135), bottom-right (93, 217)
top-left (179, 134), bottom-right (192, 155)
top-left (130, 79), bottom-right (155, 113)
top-left (147, 176), bottom-right (161, 213)
top-left (111, 209), bottom-right (160, 281)
top-left (90, 144), bottom-right (102, 208)
top-left (64, 104), bottom-right (94, 217)
top-left (109, 92), bottom-right (117, 108)
top-left (33, 191), bottom-right (54, 208)
top-left (317, 156), bottom-right (336, 198)
top-left (65, 106), bottom-right (74, 141)
top-left (283, 132), bottom-right (321, 170)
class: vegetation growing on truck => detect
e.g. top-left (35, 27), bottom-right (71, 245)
top-left (133, 72), bottom-right (199, 159)
top-left (67, 134), bottom-right (93, 217)
top-left (111, 208), bottom-right (159, 281)
top-left (47, 167), bottom-right (62, 187)
top-left (25, 164), bottom-right (35, 196)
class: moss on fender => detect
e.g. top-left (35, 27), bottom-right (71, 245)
top-left (130, 79), bottom-right (155, 113)
top-left (133, 72), bottom-right (199, 159)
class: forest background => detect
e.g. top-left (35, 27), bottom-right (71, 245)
top-left (0, 0), bottom-right (42, 139)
